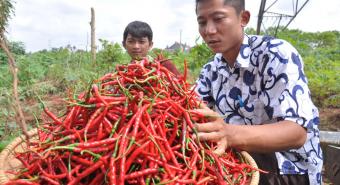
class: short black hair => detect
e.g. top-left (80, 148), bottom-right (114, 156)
top-left (196, 0), bottom-right (245, 14)
top-left (123, 21), bottom-right (153, 43)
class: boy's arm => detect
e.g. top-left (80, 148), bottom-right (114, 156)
top-left (160, 59), bottom-right (182, 77)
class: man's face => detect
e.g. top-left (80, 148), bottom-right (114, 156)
top-left (196, 0), bottom-right (246, 55)
top-left (123, 34), bottom-right (153, 60)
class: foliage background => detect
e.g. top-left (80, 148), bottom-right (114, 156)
top-left (0, 28), bottom-right (339, 150)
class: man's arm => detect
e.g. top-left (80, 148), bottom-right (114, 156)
top-left (193, 107), bottom-right (307, 154)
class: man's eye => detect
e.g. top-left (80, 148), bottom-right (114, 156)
top-left (214, 17), bottom-right (224, 22)
top-left (198, 21), bottom-right (206, 26)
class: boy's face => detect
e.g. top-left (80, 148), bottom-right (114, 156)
top-left (196, 0), bottom-right (249, 55)
top-left (123, 34), bottom-right (153, 60)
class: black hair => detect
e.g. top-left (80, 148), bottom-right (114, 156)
top-left (195, 0), bottom-right (245, 14)
top-left (123, 21), bottom-right (153, 43)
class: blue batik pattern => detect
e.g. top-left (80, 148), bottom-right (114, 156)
top-left (196, 34), bottom-right (323, 185)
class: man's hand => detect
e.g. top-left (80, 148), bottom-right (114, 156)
top-left (192, 104), bottom-right (229, 155)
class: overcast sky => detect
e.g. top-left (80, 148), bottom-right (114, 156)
top-left (6, 0), bottom-right (340, 52)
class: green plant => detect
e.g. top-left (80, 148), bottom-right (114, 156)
top-left (0, 28), bottom-right (339, 145)
top-left (97, 39), bottom-right (129, 65)
top-left (187, 41), bottom-right (213, 78)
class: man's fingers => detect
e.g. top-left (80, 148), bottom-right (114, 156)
top-left (195, 131), bottom-right (224, 141)
top-left (190, 108), bottom-right (210, 116)
top-left (191, 108), bottom-right (220, 121)
top-left (197, 101), bottom-right (210, 110)
top-left (194, 122), bottom-right (219, 133)
top-left (213, 138), bottom-right (228, 156)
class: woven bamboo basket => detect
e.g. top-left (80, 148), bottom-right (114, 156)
top-left (0, 129), bottom-right (38, 184)
top-left (0, 129), bottom-right (259, 185)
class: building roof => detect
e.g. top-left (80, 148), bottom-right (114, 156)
top-left (165, 42), bottom-right (191, 52)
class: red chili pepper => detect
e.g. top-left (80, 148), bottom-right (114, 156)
top-left (3, 179), bottom-right (40, 185)
top-left (37, 163), bottom-right (66, 179)
top-left (176, 178), bottom-right (197, 184)
top-left (70, 155), bottom-right (93, 166)
top-left (63, 106), bottom-right (78, 129)
top-left (117, 109), bottom-right (138, 184)
top-left (125, 168), bottom-right (158, 180)
top-left (91, 84), bottom-right (108, 106)
top-left (97, 72), bottom-right (114, 82)
top-left (102, 117), bottom-right (113, 134)
top-left (88, 172), bottom-right (104, 185)
top-left (40, 175), bottom-right (60, 185)
top-left (96, 122), bottom-right (104, 140)
top-left (43, 107), bottom-right (62, 125)
top-left (108, 155), bottom-right (117, 185)
top-left (131, 103), bottom-right (149, 142)
top-left (67, 156), bottom-right (108, 185)
top-left (84, 107), bottom-right (107, 140)
top-left (8, 59), bottom-right (260, 185)
top-left (77, 137), bottom-right (118, 148)
top-left (125, 140), bottom-right (151, 173)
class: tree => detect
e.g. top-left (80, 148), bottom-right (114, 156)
top-left (0, 0), bottom-right (29, 140)
top-left (0, 41), bottom-right (25, 63)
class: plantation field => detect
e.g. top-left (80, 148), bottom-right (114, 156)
top-left (1, 28), bottom-right (339, 149)
top-left (0, 28), bottom-right (339, 185)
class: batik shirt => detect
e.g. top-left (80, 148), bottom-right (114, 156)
top-left (195, 34), bottom-right (323, 185)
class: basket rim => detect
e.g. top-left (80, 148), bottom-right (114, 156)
top-left (0, 128), bottom-right (38, 184)
top-left (0, 129), bottom-right (259, 185)
top-left (241, 151), bottom-right (260, 185)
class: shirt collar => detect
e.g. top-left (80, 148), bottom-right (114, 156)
top-left (130, 55), bottom-right (153, 63)
top-left (213, 34), bottom-right (251, 72)
top-left (235, 34), bottom-right (251, 68)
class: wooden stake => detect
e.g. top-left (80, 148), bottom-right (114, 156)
top-left (0, 32), bottom-right (29, 141)
top-left (90, 7), bottom-right (96, 63)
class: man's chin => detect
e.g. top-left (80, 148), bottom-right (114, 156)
top-left (210, 47), bottom-right (222, 54)
top-left (132, 56), bottom-right (144, 61)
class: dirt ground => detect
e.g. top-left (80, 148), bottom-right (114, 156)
top-left (319, 108), bottom-right (340, 131)
top-left (317, 108), bottom-right (340, 185)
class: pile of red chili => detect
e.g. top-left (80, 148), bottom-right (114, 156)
top-left (5, 58), bottom-right (260, 185)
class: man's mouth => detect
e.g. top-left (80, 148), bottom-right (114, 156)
top-left (132, 52), bottom-right (142, 55)
top-left (207, 40), bottom-right (220, 47)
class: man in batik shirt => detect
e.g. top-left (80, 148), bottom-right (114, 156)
top-left (194, 0), bottom-right (323, 184)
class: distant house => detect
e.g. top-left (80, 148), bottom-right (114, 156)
top-left (165, 42), bottom-right (191, 53)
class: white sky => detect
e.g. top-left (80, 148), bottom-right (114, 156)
top-left (6, 0), bottom-right (340, 52)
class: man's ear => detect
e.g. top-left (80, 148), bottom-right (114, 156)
top-left (122, 41), bottom-right (126, 49)
top-left (240, 10), bottom-right (250, 27)
top-left (149, 41), bottom-right (154, 50)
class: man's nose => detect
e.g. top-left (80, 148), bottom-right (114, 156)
top-left (133, 42), bottom-right (141, 48)
top-left (205, 21), bottom-right (217, 34)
